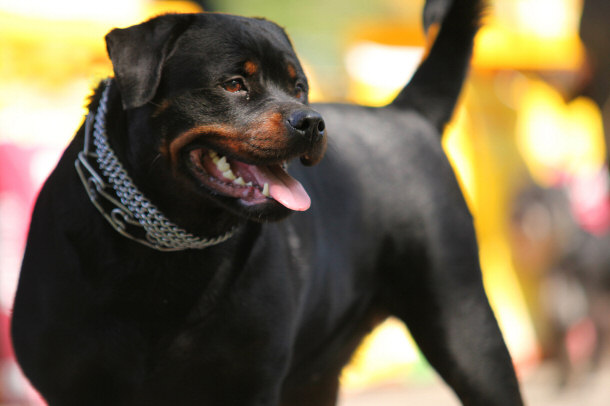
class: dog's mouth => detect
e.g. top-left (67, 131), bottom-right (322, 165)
top-left (187, 148), bottom-right (311, 211)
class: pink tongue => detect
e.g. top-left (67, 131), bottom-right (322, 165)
top-left (254, 165), bottom-right (311, 211)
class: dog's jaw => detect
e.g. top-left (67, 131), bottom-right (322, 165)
top-left (159, 106), bottom-right (325, 221)
top-left (188, 148), bottom-right (311, 211)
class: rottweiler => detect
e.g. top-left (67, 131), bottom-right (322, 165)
top-left (11, 0), bottom-right (524, 405)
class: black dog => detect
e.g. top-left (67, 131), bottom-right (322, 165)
top-left (11, 0), bottom-right (523, 405)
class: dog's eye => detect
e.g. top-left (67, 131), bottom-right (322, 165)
top-left (223, 78), bottom-right (247, 93)
top-left (295, 82), bottom-right (307, 100)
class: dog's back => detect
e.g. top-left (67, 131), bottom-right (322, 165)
top-left (309, 0), bottom-right (483, 236)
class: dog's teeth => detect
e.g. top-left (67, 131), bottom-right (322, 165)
top-left (209, 150), bottom-right (218, 159)
top-left (222, 169), bottom-right (236, 181)
top-left (216, 156), bottom-right (230, 172)
top-left (262, 182), bottom-right (270, 197)
top-left (246, 182), bottom-right (253, 187)
top-left (234, 176), bottom-right (245, 186)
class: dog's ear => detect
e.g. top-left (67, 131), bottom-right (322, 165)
top-left (105, 14), bottom-right (193, 110)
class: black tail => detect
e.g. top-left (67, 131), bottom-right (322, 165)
top-left (390, 0), bottom-right (485, 133)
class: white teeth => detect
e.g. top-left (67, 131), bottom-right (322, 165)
top-left (216, 156), bottom-right (230, 172)
top-left (209, 150), bottom-right (220, 164)
top-left (222, 169), bottom-right (236, 180)
top-left (206, 152), bottom-right (269, 197)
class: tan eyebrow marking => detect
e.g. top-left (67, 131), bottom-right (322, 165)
top-left (244, 60), bottom-right (258, 76)
top-left (287, 64), bottom-right (297, 80)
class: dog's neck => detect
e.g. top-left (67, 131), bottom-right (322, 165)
top-left (76, 79), bottom-right (241, 251)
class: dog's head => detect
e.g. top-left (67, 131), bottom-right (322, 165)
top-left (105, 13), bottom-right (326, 223)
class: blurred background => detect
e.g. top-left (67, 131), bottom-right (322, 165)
top-left (1, 0), bottom-right (610, 404)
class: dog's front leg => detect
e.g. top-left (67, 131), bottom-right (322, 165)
top-left (383, 206), bottom-right (523, 405)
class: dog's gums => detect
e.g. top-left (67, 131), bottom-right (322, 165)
top-left (188, 148), bottom-right (311, 211)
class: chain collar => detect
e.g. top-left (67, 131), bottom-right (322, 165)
top-left (75, 80), bottom-right (236, 251)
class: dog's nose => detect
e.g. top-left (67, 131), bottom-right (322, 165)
top-left (288, 110), bottom-right (325, 143)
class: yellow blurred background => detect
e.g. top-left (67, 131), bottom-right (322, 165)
top-left (1, 0), bottom-right (608, 404)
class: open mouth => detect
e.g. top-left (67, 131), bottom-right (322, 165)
top-left (187, 148), bottom-right (311, 211)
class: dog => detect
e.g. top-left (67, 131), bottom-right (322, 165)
top-left (11, 0), bottom-right (523, 405)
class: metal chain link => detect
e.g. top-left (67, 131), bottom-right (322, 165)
top-left (76, 80), bottom-right (236, 251)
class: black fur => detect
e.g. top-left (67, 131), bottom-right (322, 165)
top-left (11, 1), bottom-right (523, 405)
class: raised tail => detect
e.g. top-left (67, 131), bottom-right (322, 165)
top-left (390, 0), bottom-right (485, 133)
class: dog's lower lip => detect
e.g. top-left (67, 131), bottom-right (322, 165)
top-left (187, 147), bottom-right (311, 211)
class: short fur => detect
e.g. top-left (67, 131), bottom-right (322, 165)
top-left (12, 1), bottom-right (523, 405)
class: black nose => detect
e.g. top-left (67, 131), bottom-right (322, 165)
top-left (287, 109), bottom-right (325, 143)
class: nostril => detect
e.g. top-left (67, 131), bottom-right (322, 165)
top-left (317, 120), bottom-right (325, 134)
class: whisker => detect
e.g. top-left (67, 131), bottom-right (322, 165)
top-left (147, 153), bottom-right (163, 174)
